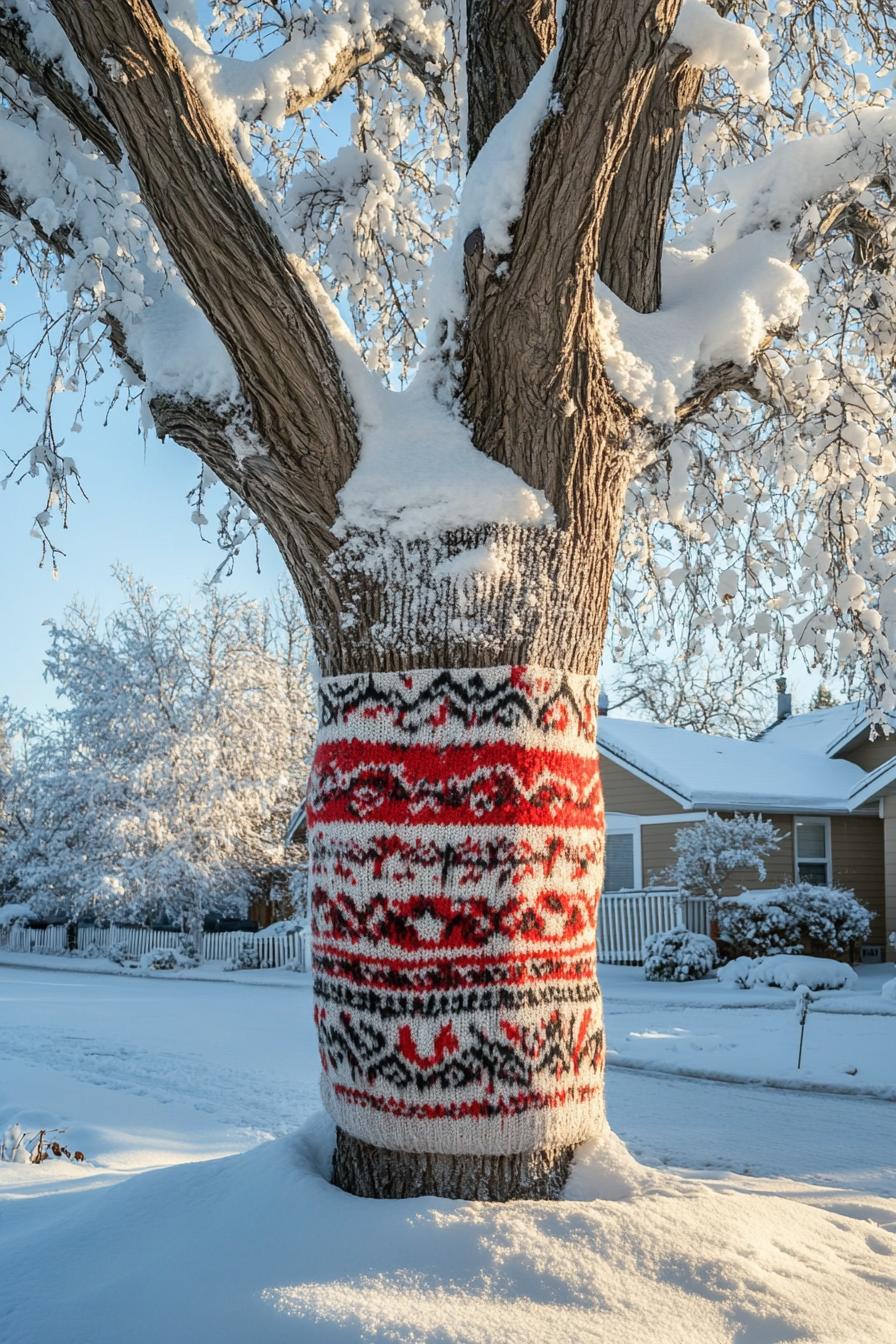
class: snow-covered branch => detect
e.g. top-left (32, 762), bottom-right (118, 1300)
top-left (672, 0), bottom-right (770, 103)
top-left (598, 107), bottom-right (896, 425)
top-left (47, 0), bottom-right (358, 526)
top-left (0, 2), bottom-right (121, 164)
top-left (165, 3), bottom-right (449, 128)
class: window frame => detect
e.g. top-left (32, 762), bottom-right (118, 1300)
top-left (604, 814), bottom-right (643, 891)
top-left (793, 814), bottom-right (832, 887)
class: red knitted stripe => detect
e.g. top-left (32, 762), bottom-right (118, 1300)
top-left (329, 1082), bottom-right (604, 1121)
top-left (306, 740), bottom-right (602, 828)
top-left (313, 946), bottom-right (598, 992)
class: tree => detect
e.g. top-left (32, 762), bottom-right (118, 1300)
top-left (2, 3), bottom-right (896, 1199)
top-left (605, 655), bottom-right (773, 738)
top-left (0, 573), bottom-right (316, 942)
top-left (668, 812), bottom-right (783, 904)
top-left (808, 683), bottom-right (840, 712)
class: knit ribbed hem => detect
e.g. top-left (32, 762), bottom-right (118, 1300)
top-left (321, 1074), bottom-right (606, 1157)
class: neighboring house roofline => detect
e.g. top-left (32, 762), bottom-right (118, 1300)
top-left (599, 716), bottom-right (879, 816)
top-left (596, 739), bottom-right (694, 810)
top-left (846, 756), bottom-right (896, 810)
top-left (285, 802), bottom-right (307, 847)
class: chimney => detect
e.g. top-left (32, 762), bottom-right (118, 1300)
top-left (776, 676), bottom-right (792, 721)
top-left (598, 690), bottom-right (609, 717)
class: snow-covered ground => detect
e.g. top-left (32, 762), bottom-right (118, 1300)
top-left (1, 962), bottom-right (894, 1342)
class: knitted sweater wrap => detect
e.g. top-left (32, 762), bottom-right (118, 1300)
top-left (307, 666), bottom-right (606, 1156)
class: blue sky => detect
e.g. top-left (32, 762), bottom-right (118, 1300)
top-left (0, 282), bottom-right (286, 712)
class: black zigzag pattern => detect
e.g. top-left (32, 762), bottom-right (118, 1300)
top-left (317, 1007), bottom-right (604, 1093)
top-left (313, 978), bottom-right (601, 1020)
top-left (318, 668), bottom-right (596, 739)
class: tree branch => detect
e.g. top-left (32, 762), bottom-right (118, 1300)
top-left (0, 176), bottom-right (74, 256)
top-left (597, 49), bottom-right (701, 313)
top-left (465, 1), bottom-right (555, 164)
top-left (0, 4), bottom-right (121, 165)
top-left (461, 1), bottom-right (680, 524)
top-left (283, 22), bottom-right (446, 116)
top-left (48, 0), bottom-right (358, 532)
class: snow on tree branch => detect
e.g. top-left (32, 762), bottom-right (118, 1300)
top-left (5, 0), bottom-right (896, 707)
top-left (598, 106), bottom-right (896, 425)
top-left (164, 0), bottom-right (449, 130)
top-left (672, 0), bottom-right (770, 102)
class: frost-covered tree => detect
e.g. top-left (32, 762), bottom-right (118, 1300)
top-left (0, 574), bottom-right (315, 941)
top-left (808, 682), bottom-right (840, 711)
top-left (669, 812), bottom-right (783, 903)
top-left (2, 2), bottom-right (896, 1198)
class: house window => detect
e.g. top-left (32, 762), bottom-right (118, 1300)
top-left (794, 817), bottom-right (831, 886)
top-left (605, 833), bottom-right (637, 892)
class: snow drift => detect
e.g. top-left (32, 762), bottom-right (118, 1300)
top-left (2, 1114), bottom-right (893, 1344)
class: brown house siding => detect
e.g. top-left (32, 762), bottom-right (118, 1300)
top-left (599, 755), bottom-right (684, 816)
top-left (830, 816), bottom-right (885, 943)
top-left (838, 737), bottom-right (896, 772)
top-left (600, 755), bottom-right (890, 948)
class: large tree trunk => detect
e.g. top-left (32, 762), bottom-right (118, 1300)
top-left (27, 0), bottom-right (668, 1201)
top-left (302, 445), bottom-right (631, 1199)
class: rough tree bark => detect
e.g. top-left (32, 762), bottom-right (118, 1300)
top-left (2, 0), bottom-right (700, 1199)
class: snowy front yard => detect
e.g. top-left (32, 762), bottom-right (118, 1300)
top-left (1, 962), bottom-right (894, 1342)
top-left (602, 962), bottom-right (896, 1100)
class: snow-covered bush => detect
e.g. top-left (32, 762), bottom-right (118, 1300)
top-left (138, 947), bottom-right (195, 972)
top-left (223, 939), bottom-right (259, 972)
top-left (717, 954), bottom-right (857, 992)
top-left (0, 903), bottom-right (34, 927)
top-left (717, 884), bottom-right (871, 958)
top-left (179, 936), bottom-right (201, 965)
top-left (642, 925), bottom-right (717, 982)
top-left (105, 941), bottom-right (133, 967)
top-left (668, 814), bottom-right (782, 903)
top-left (882, 978), bottom-right (896, 1003)
top-left (80, 942), bottom-right (116, 960)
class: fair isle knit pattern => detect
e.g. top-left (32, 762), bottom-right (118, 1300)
top-left (306, 666), bottom-right (606, 1156)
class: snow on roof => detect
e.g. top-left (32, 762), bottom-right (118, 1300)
top-left (756, 702), bottom-right (877, 757)
top-left (597, 717), bottom-right (868, 813)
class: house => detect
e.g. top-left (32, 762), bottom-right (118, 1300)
top-left (598, 695), bottom-right (896, 961)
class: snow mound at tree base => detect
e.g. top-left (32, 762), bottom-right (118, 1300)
top-left (2, 1114), bottom-right (893, 1344)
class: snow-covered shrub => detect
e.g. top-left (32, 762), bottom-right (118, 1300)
top-left (178, 936), bottom-right (200, 967)
top-left (223, 938), bottom-right (259, 972)
top-left (717, 884), bottom-right (871, 957)
top-left (717, 954), bottom-right (857, 992)
top-left (138, 947), bottom-right (194, 972)
top-left (882, 978), bottom-right (896, 1003)
top-left (642, 925), bottom-right (717, 982)
top-left (0, 902), bottom-right (34, 927)
top-left (668, 814), bottom-right (782, 903)
top-left (105, 941), bottom-right (132, 966)
top-left (0, 1124), bottom-right (85, 1164)
top-left (80, 942), bottom-right (116, 960)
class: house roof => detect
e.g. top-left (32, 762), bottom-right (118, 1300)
top-left (756, 701), bottom-right (883, 758)
top-left (597, 716), bottom-right (870, 814)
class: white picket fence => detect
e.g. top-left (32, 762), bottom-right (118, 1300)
top-left (2, 890), bottom-right (704, 971)
top-left (598, 889), bottom-right (711, 965)
top-left (76, 923), bottom-right (311, 970)
top-left (0, 923), bottom-right (69, 954)
top-left (0, 921), bottom-right (310, 971)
